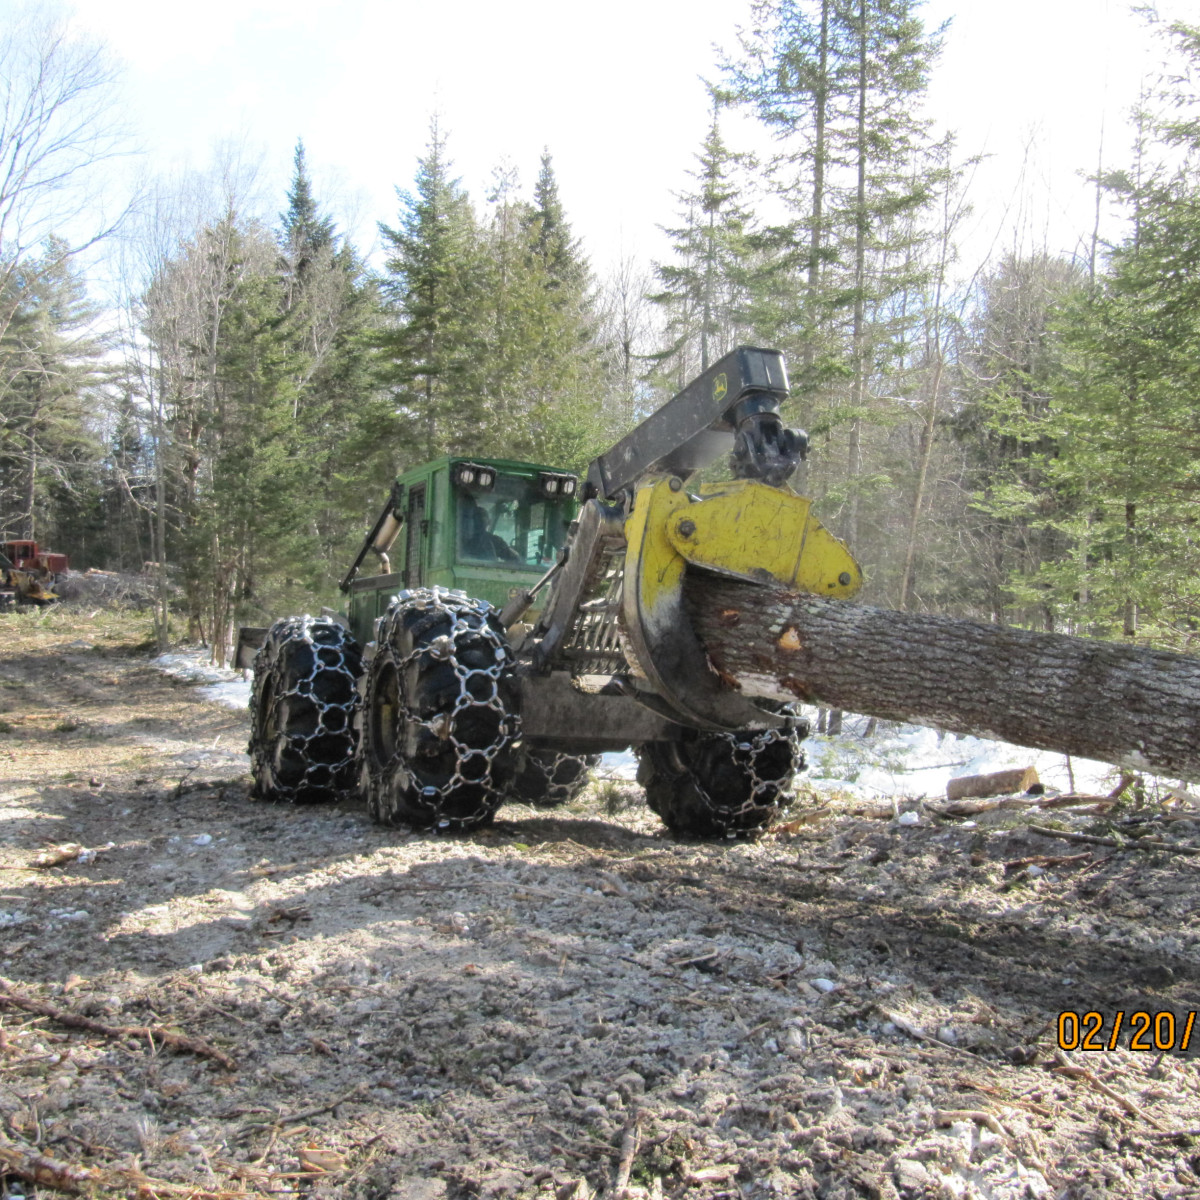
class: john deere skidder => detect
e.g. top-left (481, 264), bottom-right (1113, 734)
top-left (241, 347), bottom-right (861, 836)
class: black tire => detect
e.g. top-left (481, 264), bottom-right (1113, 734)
top-left (248, 616), bottom-right (363, 803)
top-left (510, 746), bottom-right (601, 808)
top-left (362, 588), bottom-right (520, 831)
top-left (636, 723), bottom-right (806, 838)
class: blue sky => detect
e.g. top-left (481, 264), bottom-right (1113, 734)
top-left (39, 0), bottom-right (1200, 275)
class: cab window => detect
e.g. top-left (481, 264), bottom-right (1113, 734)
top-left (456, 476), bottom-right (569, 568)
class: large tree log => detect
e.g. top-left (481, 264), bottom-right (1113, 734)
top-left (687, 576), bottom-right (1200, 782)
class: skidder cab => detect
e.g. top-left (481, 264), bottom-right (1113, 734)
top-left (333, 457), bottom-right (580, 647)
top-left (242, 347), bottom-right (861, 837)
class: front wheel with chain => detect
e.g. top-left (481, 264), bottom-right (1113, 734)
top-left (510, 745), bottom-right (601, 808)
top-left (362, 588), bottom-right (521, 830)
top-left (248, 615), bottom-right (362, 803)
top-left (636, 720), bottom-right (806, 838)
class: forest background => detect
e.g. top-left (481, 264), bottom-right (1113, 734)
top-left (3, 1), bottom-right (1200, 666)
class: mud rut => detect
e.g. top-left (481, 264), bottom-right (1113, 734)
top-left (0, 612), bottom-right (1198, 1200)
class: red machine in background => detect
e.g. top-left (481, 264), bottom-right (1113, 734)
top-left (3, 541), bottom-right (69, 576)
top-left (0, 540), bottom-right (69, 608)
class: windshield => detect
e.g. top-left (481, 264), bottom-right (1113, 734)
top-left (456, 475), bottom-right (569, 569)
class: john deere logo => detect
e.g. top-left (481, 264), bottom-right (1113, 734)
top-left (713, 373), bottom-right (728, 403)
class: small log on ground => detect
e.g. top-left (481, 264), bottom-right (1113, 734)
top-left (946, 766), bottom-right (1039, 802)
top-left (688, 577), bottom-right (1200, 783)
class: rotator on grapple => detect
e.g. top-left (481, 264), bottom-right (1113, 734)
top-left (239, 347), bottom-right (861, 836)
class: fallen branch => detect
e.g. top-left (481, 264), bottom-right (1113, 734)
top-left (1052, 1050), bottom-right (1167, 1131)
top-left (611, 1108), bottom-right (642, 1198)
top-left (1026, 825), bottom-right (1200, 857)
top-left (0, 1141), bottom-right (265, 1198)
top-left (0, 989), bottom-right (236, 1071)
top-left (1003, 852), bottom-right (1092, 874)
top-left (539, 1123), bottom-right (621, 1160)
top-left (932, 793), bottom-right (1117, 819)
top-left (0, 1144), bottom-right (97, 1195)
top-left (1109, 774), bottom-right (1136, 799)
top-left (1144, 1127), bottom-right (1200, 1140)
top-left (771, 809), bottom-right (830, 834)
top-left (1040, 794), bottom-right (1119, 811)
top-left (954, 1079), bottom-right (1054, 1117)
top-left (938, 795), bottom-right (1044, 817)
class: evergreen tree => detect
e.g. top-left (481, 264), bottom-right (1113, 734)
top-left (275, 142), bottom-right (389, 583)
top-left (651, 105), bottom-right (755, 385)
top-left (969, 20), bottom-right (1200, 648)
top-left (379, 119), bottom-right (486, 462)
top-left (0, 238), bottom-right (106, 549)
top-left (952, 253), bottom-right (1085, 627)
top-left (381, 134), bottom-right (606, 471)
top-left (280, 139), bottom-right (336, 304)
top-left (526, 149), bottom-right (586, 295)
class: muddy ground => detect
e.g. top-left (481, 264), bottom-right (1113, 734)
top-left (1, 607), bottom-right (1198, 1200)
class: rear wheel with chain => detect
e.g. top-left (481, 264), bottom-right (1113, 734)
top-left (362, 588), bottom-right (521, 830)
top-left (510, 745), bottom-right (601, 808)
top-left (248, 616), bottom-right (362, 803)
top-left (636, 718), bottom-right (806, 838)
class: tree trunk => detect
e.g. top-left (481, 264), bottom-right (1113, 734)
top-left (845, 0), bottom-right (869, 551)
top-left (687, 575), bottom-right (1200, 782)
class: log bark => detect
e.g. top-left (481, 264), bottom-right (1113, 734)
top-left (687, 577), bottom-right (1200, 783)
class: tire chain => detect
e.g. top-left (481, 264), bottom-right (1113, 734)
top-left (637, 715), bottom-right (807, 836)
top-left (367, 588), bottom-right (520, 828)
top-left (514, 749), bottom-right (602, 808)
top-left (699, 724), bottom-right (805, 826)
top-left (249, 615), bottom-right (362, 802)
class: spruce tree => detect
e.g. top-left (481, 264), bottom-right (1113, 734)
top-left (474, 154), bottom-right (607, 468)
top-left (280, 140), bottom-right (336, 302)
top-left (651, 104), bottom-right (754, 386)
top-left (526, 150), bottom-right (586, 296)
top-left (379, 119), bottom-right (486, 461)
top-left (275, 141), bottom-right (389, 583)
top-left (967, 20), bottom-right (1200, 648)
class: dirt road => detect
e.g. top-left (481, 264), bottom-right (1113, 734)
top-left (1, 608), bottom-right (1198, 1199)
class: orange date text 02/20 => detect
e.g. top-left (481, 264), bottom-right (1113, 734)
top-left (1057, 1010), bottom-right (1196, 1052)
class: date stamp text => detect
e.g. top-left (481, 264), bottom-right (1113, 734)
top-left (1056, 1010), bottom-right (1196, 1052)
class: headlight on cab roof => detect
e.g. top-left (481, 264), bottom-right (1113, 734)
top-left (452, 462), bottom-right (497, 490)
top-left (538, 471), bottom-right (577, 498)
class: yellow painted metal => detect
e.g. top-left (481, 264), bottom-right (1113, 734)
top-left (2, 567), bottom-right (58, 606)
top-left (622, 475), bottom-right (859, 728)
top-left (665, 479), bottom-right (862, 598)
top-left (623, 478), bottom-right (693, 641)
top-left (625, 477), bottom-right (861, 614)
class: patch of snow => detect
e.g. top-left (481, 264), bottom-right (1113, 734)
top-left (152, 648), bottom-right (251, 710)
top-left (197, 679), bottom-right (253, 709)
top-left (600, 749), bottom-right (638, 780)
top-left (800, 709), bottom-right (1135, 800)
